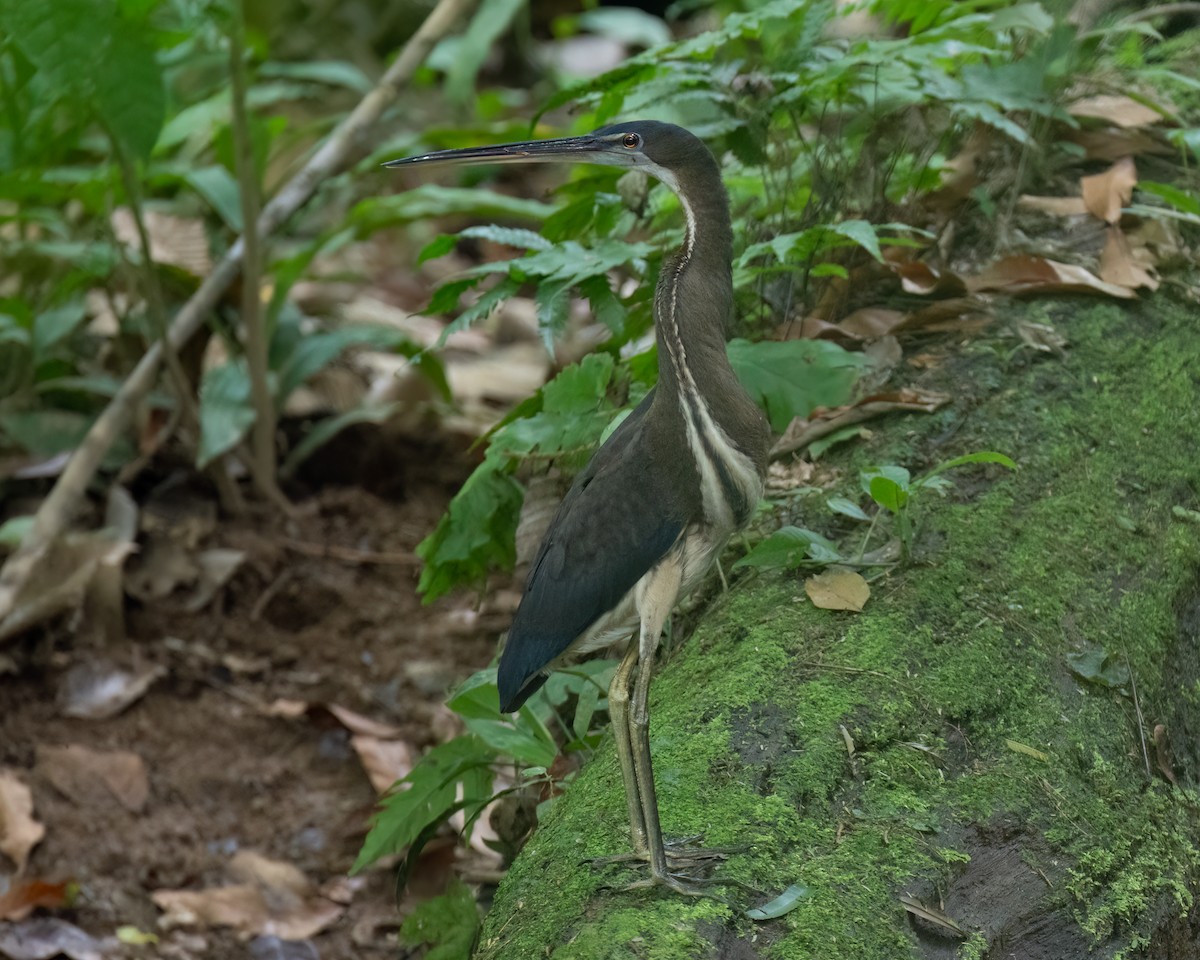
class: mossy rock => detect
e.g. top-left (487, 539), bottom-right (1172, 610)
top-left (476, 294), bottom-right (1200, 959)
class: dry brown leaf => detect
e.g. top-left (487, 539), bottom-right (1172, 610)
top-left (1068, 94), bottom-right (1163, 130)
top-left (886, 259), bottom-right (968, 297)
top-left (350, 736), bottom-right (413, 794)
top-left (771, 389), bottom-right (950, 461)
top-left (1081, 157), bottom-right (1137, 224)
top-left (1066, 127), bottom-right (1171, 162)
top-left (837, 308), bottom-right (906, 340)
top-left (0, 769), bottom-right (45, 874)
top-left (898, 893), bottom-right (968, 936)
top-left (1153, 724), bottom-right (1177, 785)
top-left (153, 853), bottom-right (343, 941)
top-left (1099, 228), bottom-right (1159, 291)
top-left (895, 297), bottom-right (993, 335)
top-left (1017, 195), bottom-right (1090, 216)
top-left (36, 744), bottom-right (149, 813)
top-left (805, 567), bottom-right (870, 612)
top-left (325, 704), bottom-right (403, 739)
top-left (967, 255), bottom-right (1136, 299)
top-left (0, 879), bottom-right (74, 922)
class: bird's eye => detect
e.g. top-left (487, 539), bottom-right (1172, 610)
top-left (622, 133), bottom-right (640, 149)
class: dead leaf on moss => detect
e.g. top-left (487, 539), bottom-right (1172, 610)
top-left (1099, 228), bottom-right (1159, 291)
top-left (805, 567), bottom-right (870, 612)
top-left (837, 308), bottom-right (906, 340)
top-left (967, 255), bottom-right (1136, 299)
top-left (1081, 157), bottom-right (1137, 224)
top-left (0, 769), bottom-right (44, 874)
top-left (1068, 94), bottom-right (1163, 130)
top-left (1015, 320), bottom-right (1069, 357)
top-left (1153, 724), bottom-right (1177, 785)
top-left (36, 744), bottom-right (149, 813)
top-left (772, 389), bottom-right (950, 461)
top-left (886, 258), bottom-right (969, 297)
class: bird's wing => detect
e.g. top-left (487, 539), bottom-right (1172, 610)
top-left (498, 390), bottom-right (689, 711)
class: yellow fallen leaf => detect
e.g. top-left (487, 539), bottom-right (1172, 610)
top-left (1004, 738), bottom-right (1048, 762)
top-left (805, 567), bottom-right (870, 612)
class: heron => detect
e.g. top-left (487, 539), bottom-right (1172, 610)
top-left (388, 121), bottom-right (770, 892)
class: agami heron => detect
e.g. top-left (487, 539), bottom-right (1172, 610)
top-left (389, 121), bottom-right (770, 891)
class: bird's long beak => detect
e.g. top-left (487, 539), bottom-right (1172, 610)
top-left (384, 133), bottom-right (615, 169)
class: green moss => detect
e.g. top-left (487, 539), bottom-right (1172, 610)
top-left (478, 296), bottom-right (1200, 957)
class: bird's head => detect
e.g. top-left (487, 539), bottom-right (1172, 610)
top-left (385, 120), bottom-right (713, 191)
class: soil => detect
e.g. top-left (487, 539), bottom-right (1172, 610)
top-left (0, 430), bottom-right (513, 959)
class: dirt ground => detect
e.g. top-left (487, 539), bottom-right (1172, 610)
top-left (0, 430), bottom-right (514, 958)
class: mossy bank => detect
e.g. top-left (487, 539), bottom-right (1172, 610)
top-left (476, 293), bottom-right (1200, 959)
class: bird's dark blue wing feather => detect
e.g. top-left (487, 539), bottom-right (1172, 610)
top-left (498, 391), bottom-right (688, 711)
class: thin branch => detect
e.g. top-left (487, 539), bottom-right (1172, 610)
top-left (228, 1), bottom-right (281, 505)
top-left (0, 0), bottom-right (478, 628)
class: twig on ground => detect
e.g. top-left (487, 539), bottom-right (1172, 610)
top-left (0, 0), bottom-right (478, 630)
top-left (279, 537), bottom-right (420, 567)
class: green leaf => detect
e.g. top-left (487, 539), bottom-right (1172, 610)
top-left (445, 0), bottom-right (527, 103)
top-left (734, 526), bottom-right (841, 570)
top-left (827, 497), bottom-right (870, 521)
top-left (351, 186), bottom-right (554, 233)
top-left (921, 451), bottom-right (1016, 483)
top-left (462, 717), bottom-right (557, 767)
top-left (280, 402), bottom-right (403, 479)
top-left (829, 219), bottom-right (883, 262)
top-left (746, 883), bottom-right (810, 920)
top-left (1066, 647), bottom-right (1130, 691)
top-left (197, 360), bottom-right (255, 469)
top-left (95, 27), bottom-right (164, 159)
top-left (447, 670), bottom-right (503, 720)
top-left (868, 476), bottom-right (909, 512)
top-left (259, 59), bottom-right (372, 93)
top-left (0, 516), bottom-right (34, 549)
top-left (32, 301), bottom-right (87, 358)
top-left (727, 339), bottom-right (864, 433)
top-left (860, 465), bottom-right (911, 497)
top-left (185, 166), bottom-right (243, 232)
top-left (459, 224), bottom-right (553, 251)
top-left (809, 424), bottom-right (865, 459)
top-left (275, 325), bottom-right (414, 403)
top-left (399, 879), bottom-right (478, 960)
top-left (418, 235), bottom-right (458, 263)
top-left (1139, 182), bottom-right (1200, 217)
top-left (353, 737), bottom-right (495, 872)
top-left (417, 459), bottom-right (524, 601)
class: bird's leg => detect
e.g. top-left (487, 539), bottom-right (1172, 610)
top-left (607, 642), bottom-right (648, 854)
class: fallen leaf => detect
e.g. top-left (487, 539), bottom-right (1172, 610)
top-left (1004, 738), bottom-right (1049, 762)
top-left (896, 297), bottom-right (993, 335)
top-left (154, 851), bottom-right (350, 941)
top-left (886, 259), bottom-right (968, 297)
top-left (771, 389), bottom-right (950, 461)
top-left (0, 769), bottom-right (45, 874)
top-left (324, 704), bottom-right (403, 740)
top-left (57, 659), bottom-right (165, 720)
top-left (837, 308), bottom-right (906, 339)
top-left (1081, 157), bottom-right (1137, 224)
top-left (1017, 195), bottom-right (1090, 216)
top-left (0, 917), bottom-right (113, 960)
top-left (1066, 127), bottom-right (1172, 161)
top-left (967, 255), bottom-right (1136, 299)
top-left (805, 567), bottom-right (870, 612)
top-left (1099, 228), bottom-right (1159, 290)
top-left (350, 736), bottom-right (414, 794)
top-left (1015, 320), bottom-right (1069, 356)
top-left (745, 883), bottom-right (810, 921)
top-left (1153, 724), bottom-right (1177, 785)
top-left (898, 893), bottom-right (968, 937)
top-left (36, 744), bottom-right (149, 813)
top-left (1068, 94), bottom-right (1163, 129)
top-left (0, 879), bottom-right (74, 921)
top-left (182, 548), bottom-right (246, 612)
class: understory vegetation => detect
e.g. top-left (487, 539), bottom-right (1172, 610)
top-left (1, 0), bottom-right (1199, 955)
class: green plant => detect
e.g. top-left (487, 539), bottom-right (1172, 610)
top-left (858, 452), bottom-right (1017, 560)
top-left (353, 661), bottom-right (614, 874)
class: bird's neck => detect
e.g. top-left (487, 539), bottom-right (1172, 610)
top-left (652, 180), bottom-right (737, 407)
